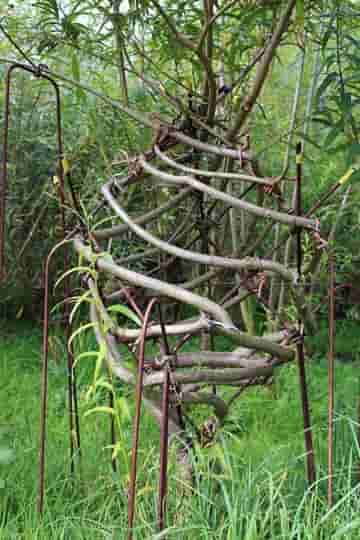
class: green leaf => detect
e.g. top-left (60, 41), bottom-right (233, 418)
top-left (0, 448), bottom-right (13, 465)
top-left (84, 406), bottom-right (115, 417)
top-left (323, 120), bottom-right (344, 148)
top-left (68, 322), bottom-right (96, 349)
top-left (333, 519), bottom-right (360, 539)
top-left (71, 53), bottom-right (80, 82)
top-left (321, 12), bottom-right (337, 51)
top-left (117, 396), bottom-right (131, 423)
top-left (71, 53), bottom-right (86, 101)
top-left (38, 0), bottom-right (59, 21)
top-left (296, 0), bottom-right (304, 31)
top-left (93, 341), bottom-right (106, 387)
top-left (108, 304), bottom-right (142, 326)
top-left (54, 266), bottom-right (96, 290)
top-left (347, 143), bottom-right (360, 168)
top-left (73, 350), bottom-right (99, 368)
top-left (102, 252), bottom-right (115, 264)
top-left (93, 379), bottom-right (114, 393)
top-left (69, 290), bottom-right (92, 324)
top-left (339, 92), bottom-right (352, 115)
top-left (316, 72), bottom-right (338, 104)
top-left (300, 134), bottom-right (322, 150)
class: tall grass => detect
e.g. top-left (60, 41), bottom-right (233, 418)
top-left (1, 320), bottom-right (360, 538)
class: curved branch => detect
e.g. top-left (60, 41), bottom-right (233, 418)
top-left (154, 146), bottom-right (271, 186)
top-left (74, 236), bottom-right (233, 326)
top-left (94, 187), bottom-right (193, 240)
top-left (74, 237), bottom-right (295, 359)
top-left (139, 158), bottom-right (317, 230)
top-left (146, 351), bottom-right (281, 370)
top-left (102, 182), bottom-right (296, 282)
top-left (117, 200), bottom-right (197, 266)
top-left (172, 131), bottom-right (251, 160)
top-left (118, 318), bottom-right (206, 341)
top-left (117, 221), bottom-right (193, 266)
top-left (143, 364), bottom-right (274, 386)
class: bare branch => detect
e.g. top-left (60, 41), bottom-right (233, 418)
top-left (139, 158), bottom-right (317, 230)
top-left (102, 181), bottom-right (297, 282)
top-left (154, 146), bottom-right (272, 186)
top-left (93, 187), bottom-right (192, 240)
top-left (227, 0), bottom-right (297, 140)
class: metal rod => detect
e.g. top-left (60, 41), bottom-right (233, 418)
top-left (38, 237), bottom-right (69, 514)
top-left (297, 340), bottom-right (316, 484)
top-left (128, 298), bottom-right (158, 540)
top-left (157, 304), bottom-right (171, 532)
top-left (72, 354), bottom-right (82, 460)
top-left (158, 303), bottom-right (171, 356)
top-left (0, 62), bottom-right (81, 511)
top-left (38, 248), bottom-right (52, 514)
top-left (328, 253), bottom-right (335, 507)
top-left (295, 141), bottom-right (315, 486)
top-left (122, 287), bottom-right (145, 322)
top-left (159, 304), bottom-right (185, 431)
top-left (158, 363), bottom-right (170, 532)
top-left (0, 64), bottom-right (69, 283)
top-left (66, 335), bottom-right (75, 477)
top-left (0, 64), bottom-right (13, 281)
top-left (211, 331), bottom-right (217, 395)
top-left (51, 67), bottom-right (82, 473)
top-left (109, 381), bottom-right (117, 473)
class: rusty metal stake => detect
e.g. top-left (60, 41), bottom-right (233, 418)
top-left (157, 304), bottom-right (171, 533)
top-left (211, 331), bottom-right (217, 395)
top-left (297, 341), bottom-right (316, 485)
top-left (51, 67), bottom-right (82, 479)
top-left (128, 298), bottom-right (158, 540)
top-left (38, 233), bottom-right (83, 513)
top-left (328, 253), bottom-right (335, 507)
top-left (295, 142), bottom-right (316, 486)
top-left (0, 62), bottom-right (81, 513)
top-left (38, 236), bottom-right (71, 513)
top-left (0, 63), bottom-right (68, 280)
top-left (158, 364), bottom-right (170, 532)
top-left (38, 242), bottom-right (59, 514)
top-left (109, 379), bottom-right (117, 473)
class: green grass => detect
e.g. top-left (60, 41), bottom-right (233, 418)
top-left (1, 319), bottom-right (360, 538)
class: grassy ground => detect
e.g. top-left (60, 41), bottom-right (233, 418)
top-left (1, 319), bottom-right (360, 538)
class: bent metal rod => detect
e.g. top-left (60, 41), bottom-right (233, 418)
top-left (0, 62), bottom-right (81, 514)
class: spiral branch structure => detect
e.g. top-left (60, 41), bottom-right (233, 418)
top-left (74, 126), bottom-right (320, 438)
